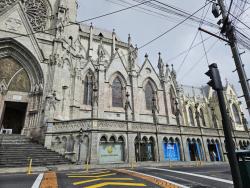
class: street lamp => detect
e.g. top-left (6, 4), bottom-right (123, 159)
top-left (77, 128), bottom-right (84, 164)
top-left (241, 112), bottom-right (249, 138)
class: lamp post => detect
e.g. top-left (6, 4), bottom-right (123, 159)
top-left (175, 99), bottom-right (185, 161)
top-left (136, 132), bottom-right (141, 162)
top-left (152, 93), bottom-right (160, 162)
top-left (241, 112), bottom-right (250, 138)
top-left (77, 128), bottom-right (84, 164)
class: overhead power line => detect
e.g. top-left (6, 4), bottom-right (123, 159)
top-left (138, 1), bottom-right (211, 49)
top-left (13, 0), bottom-right (154, 39)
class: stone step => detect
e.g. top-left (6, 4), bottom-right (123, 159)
top-left (0, 134), bottom-right (71, 167)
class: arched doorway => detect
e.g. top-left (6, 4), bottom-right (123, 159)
top-left (207, 139), bottom-right (221, 161)
top-left (98, 135), bottom-right (125, 164)
top-left (163, 137), bottom-right (181, 161)
top-left (0, 39), bottom-right (44, 136)
top-left (134, 136), bottom-right (155, 162)
top-left (187, 138), bottom-right (201, 161)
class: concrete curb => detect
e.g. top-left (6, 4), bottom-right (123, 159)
top-left (0, 161), bottom-right (229, 174)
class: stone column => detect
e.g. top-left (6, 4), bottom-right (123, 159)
top-left (44, 122), bottom-right (53, 149)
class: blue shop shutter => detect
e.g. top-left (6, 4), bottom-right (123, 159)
top-left (196, 143), bottom-right (201, 160)
top-left (215, 143), bottom-right (221, 161)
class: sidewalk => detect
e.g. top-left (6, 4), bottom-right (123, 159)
top-left (0, 161), bottom-right (229, 174)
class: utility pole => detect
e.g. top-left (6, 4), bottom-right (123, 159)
top-left (216, 0), bottom-right (250, 116)
top-left (205, 63), bottom-right (242, 188)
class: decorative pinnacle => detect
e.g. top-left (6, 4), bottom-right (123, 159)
top-left (112, 28), bottom-right (115, 34)
top-left (145, 53), bottom-right (148, 58)
top-left (90, 22), bottom-right (93, 28)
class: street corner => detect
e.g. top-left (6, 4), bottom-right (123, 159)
top-left (57, 168), bottom-right (162, 188)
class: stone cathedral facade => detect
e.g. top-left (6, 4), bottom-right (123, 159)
top-left (0, 0), bottom-right (249, 164)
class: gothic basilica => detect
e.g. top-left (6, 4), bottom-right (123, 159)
top-left (0, 0), bottom-right (249, 164)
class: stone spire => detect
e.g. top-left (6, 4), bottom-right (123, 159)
top-left (157, 52), bottom-right (164, 77)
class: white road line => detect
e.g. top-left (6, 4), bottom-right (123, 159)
top-left (31, 173), bottom-right (44, 188)
top-left (124, 169), bottom-right (189, 188)
top-left (151, 171), bottom-right (205, 187)
top-left (146, 167), bottom-right (233, 185)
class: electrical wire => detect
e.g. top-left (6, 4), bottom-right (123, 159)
top-left (179, 39), bottom-right (219, 82)
top-left (138, 1), bottom-right (211, 50)
top-left (200, 31), bottom-right (210, 66)
top-left (176, 1), bottom-right (211, 73)
top-left (12, 0), bottom-right (154, 39)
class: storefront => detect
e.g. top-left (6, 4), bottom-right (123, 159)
top-left (98, 135), bottom-right (125, 164)
top-left (163, 138), bottom-right (181, 161)
top-left (134, 136), bottom-right (155, 162)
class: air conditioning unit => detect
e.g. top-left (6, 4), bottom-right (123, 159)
top-left (0, 128), bottom-right (12, 134)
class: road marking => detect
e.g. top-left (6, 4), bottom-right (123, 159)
top-left (31, 173), bottom-right (44, 188)
top-left (40, 171), bottom-right (58, 188)
top-left (151, 171), bottom-right (206, 187)
top-left (146, 167), bottom-right (233, 185)
top-left (115, 169), bottom-right (188, 188)
top-left (84, 182), bottom-right (146, 188)
top-left (68, 173), bottom-right (116, 178)
top-left (73, 178), bottom-right (134, 185)
top-left (67, 171), bottom-right (110, 176)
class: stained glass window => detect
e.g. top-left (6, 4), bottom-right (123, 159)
top-left (145, 82), bottom-right (154, 110)
top-left (170, 87), bottom-right (176, 114)
top-left (189, 107), bottom-right (195, 126)
top-left (232, 104), bottom-right (241, 124)
top-left (112, 77), bottom-right (123, 107)
top-left (200, 109), bottom-right (206, 127)
top-left (83, 72), bottom-right (93, 105)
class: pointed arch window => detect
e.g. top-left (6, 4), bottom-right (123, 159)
top-left (83, 72), bottom-right (94, 105)
top-left (112, 77), bottom-right (123, 107)
top-left (200, 109), bottom-right (206, 127)
top-left (170, 87), bottom-right (176, 114)
top-left (145, 82), bottom-right (154, 110)
top-left (188, 107), bottom-right (195, 126)
top-left (232, 104), bottom-right (241, 124)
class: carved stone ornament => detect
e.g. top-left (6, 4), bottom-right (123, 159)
top-left (0, 79), bottom-right (8, 95)
top-left (0, 0), bottom-right (49, 31)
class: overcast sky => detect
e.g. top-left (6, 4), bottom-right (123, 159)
top-left (77, 0), bottom-right (250, 121)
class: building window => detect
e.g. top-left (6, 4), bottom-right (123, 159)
top-left (200, 109), bottom-right (206, 127)
top-left (112, 77), bottom-right (123, 107)
top-left (188, 107), bottom-right (195, 126)
top-left (145, 82), bottom-right (154, 110)
top-left (83, 72), bottom-right (94, 105)
top-left (170, 87), bottom-right (176, 114)
top-left (232, 104), bottom-right (241, 124)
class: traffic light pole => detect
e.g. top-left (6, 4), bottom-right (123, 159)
top-left (217, 0), bottom-right (250, 116)
top-left (205, 63), bottom-right (242, 188)
top-left (217, 88), bottom-right (242, 188)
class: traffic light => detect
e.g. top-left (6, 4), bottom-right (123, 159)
top-left (205, 63), bottom-right (223, 90)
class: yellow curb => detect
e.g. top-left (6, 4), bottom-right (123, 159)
top-left (114, 169), bottom-right (181, 188)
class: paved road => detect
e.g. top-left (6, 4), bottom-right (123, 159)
top-left (0, 164), bottom-right (234, 188)
top-left (134, 164), bottom-right (233, 188)
top-left (0, 173), bottom-right (38, 188)
top-left (57, 168), bottom-right (160, 188)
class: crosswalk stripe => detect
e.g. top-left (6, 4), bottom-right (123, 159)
top-left (68, 173), bottom-right (116, 178)
top-left (84, 182), bottom-right (146, 188)
top-left (67, 171), bottom-right (110, 176)
top-left (73, 178), bottom-right (134, 185)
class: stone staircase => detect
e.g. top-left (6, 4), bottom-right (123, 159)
top-left (0, 134), bottom-right (72, 168)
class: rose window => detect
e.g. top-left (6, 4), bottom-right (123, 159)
top-left (0, 0), bottom-right (49, 31)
